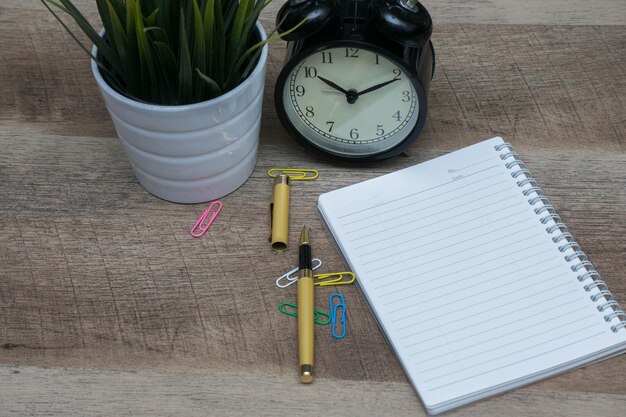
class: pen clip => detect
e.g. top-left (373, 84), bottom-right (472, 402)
top-left (329, 293), bottom-right (347, 339)
top-left (268, 168), bottom-right (319, 181)
top-left (314, 272), bottom-right (356, 287)
top-left (275, 258), bottom-right (322, 288)
top-left (190, 201), bottom-right (222, 238)
top-left (268, 202), bottom-right (274, 242)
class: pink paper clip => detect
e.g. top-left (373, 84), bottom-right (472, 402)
top-left (190, 201), bottom-right (222, 238)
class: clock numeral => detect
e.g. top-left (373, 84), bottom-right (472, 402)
top-left (326, 121), bottom-right (335, 132)
top-left (295, 85), bottom-right (305, 97)
top-left (393, 69), bottom-right (402, 80)
top-left (402, 90), bottom-right (410, 102)
top-left (376, 125), bottom-right (385, 136)
top-left (350, 128), bottom-right (359, 140)
top-left (393, 111), bottom-right (401, 121)
top-left (375, 54), bottom-right (380, 65)
top-left (345, 48), bottom-right (359, 58)
top-left (303, 66), bottom-right (317, 78)
top-left (305, 106), bottom-right (315, 117)
top-left (321, 52), bottom-right (332, 64)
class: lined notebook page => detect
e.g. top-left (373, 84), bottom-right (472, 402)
top-left (318, 137), bottom-right (626, 412)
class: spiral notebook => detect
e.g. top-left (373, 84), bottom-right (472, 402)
top-left (317, 137), bottom-right (626, 415)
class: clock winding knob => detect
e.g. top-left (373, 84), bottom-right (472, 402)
top-left (398, 0), bottom-right (419, 12)
top-left (370, 0), bottom-right (433, 48)
top-left (276, 0), bottom-right (338, 41)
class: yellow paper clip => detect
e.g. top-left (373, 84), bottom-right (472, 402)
top-left (314, 272), bottom-right (356, 287)
top-left (268, 168), bottom-right (319, 181)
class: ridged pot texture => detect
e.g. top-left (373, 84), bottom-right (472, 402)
top-left (91, 23), bottom-right (268, 203)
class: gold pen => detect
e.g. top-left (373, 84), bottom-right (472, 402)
top-left (297, 226), bottom-right (314, 383)
top-left (270, 174), bottom-right (290, 251)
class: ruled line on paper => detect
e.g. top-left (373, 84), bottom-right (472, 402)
top-left (341, 172), bottom-right (508, 228)
top-left (454, 156), bottom-right (497, 173)
top-left (365, 221), bottom-right (539, 268)
top-left (345, 183), bottom-right (517, 238)
top-left (352, 198), bottom-right (522, 249)
top-left (341, 176), bottom-right (510, 229)
top-left (396, 262), bottom-right (562, 313)
top-left (362, 213), bottom-right (536, 265)
top-left (372, 240), bottom-right (551, 290)
top-left (396, 283), bottom-right (577, 341)
top-left (423, 323), bottom-right (601, 382)
top-left (380, 254), bottom-right (558, 309)
top-left (378, 239), bottom-right (548, 301)
top-left (344, 179), bottom-right (512, 235)
top-left (383, 254), bottom-right (558, 315)
top-left (348, 196), bottom-right (522, 246)
top-left (425, 331), bottom-right (604, 391)
top-left (356, 207), bottom-right (528, 257)
top-left (370, 233), bottom-right (540, 282)
top-left (336, 164), bottom-right (502, 220)
top-left (412, 310), bottom-right (594, 367)
top-left (391, 264), bottom-right (565, 330)
top-left (406, 297), bottom-right (586, 353)
top-left (398, 291), bottom-right (579, 348)
top-left (367, 228), bottom-right (545, 277)
top-left (403, 297), bottom-right (584, 351)
top-left (416, 313), bottom-right (598, 371)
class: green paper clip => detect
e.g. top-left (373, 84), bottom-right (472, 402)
top-left (278, 302), bottom-right (331, 325)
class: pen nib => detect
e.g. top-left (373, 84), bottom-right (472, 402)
top-left (300, 226), bottom-right (310, 245)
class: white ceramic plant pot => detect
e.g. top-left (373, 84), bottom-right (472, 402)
top-left (91, 23), bottom-right (268, 204)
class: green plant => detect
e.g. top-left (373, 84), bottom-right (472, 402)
top-left (42, 0), bottom-right (296, 105)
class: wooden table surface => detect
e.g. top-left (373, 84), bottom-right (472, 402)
top-left (1, 1), bottom-right (625, 416)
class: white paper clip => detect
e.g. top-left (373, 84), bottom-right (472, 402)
top-left (275, 258), bottom-right (322, 288)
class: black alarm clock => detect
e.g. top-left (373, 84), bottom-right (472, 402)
top-left (274, 0), bottom-right (435, 161)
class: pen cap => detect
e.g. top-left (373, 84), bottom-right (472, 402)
top-left (270, 174), bottom-right (291, 251)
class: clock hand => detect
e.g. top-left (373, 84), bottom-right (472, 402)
top-left (357, 78), bottom-right (399, 97)
top-left (317, 76), bottom-right (350, 95)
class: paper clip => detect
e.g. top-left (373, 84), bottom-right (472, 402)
top-left (190, 201), bottom-right (222, 238)
top-left (329, 293), bottom-right (347, 339)
top-left (314, 272), bottom-right (356, 287)
top-left (275, 258), bottom-right (322, 288)
top-left (278, 302), bottom-right (331, 326)
top-left (267, 168), bottom-right (319, 181)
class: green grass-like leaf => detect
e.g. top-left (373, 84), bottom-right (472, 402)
top-left (41, 0), bottom-right (297, 105)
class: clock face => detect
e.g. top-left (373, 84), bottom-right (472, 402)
top-left (280, 45), bottom-right (420, 157)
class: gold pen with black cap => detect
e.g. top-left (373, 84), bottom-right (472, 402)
top-left (297, 226), bottom-right (314, 383)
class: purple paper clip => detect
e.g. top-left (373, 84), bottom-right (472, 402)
top-left (190, 201), bottom-right (222, 238)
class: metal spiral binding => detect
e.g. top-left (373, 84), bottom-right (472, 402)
top-left (495, 142), bottom-right (626, 333)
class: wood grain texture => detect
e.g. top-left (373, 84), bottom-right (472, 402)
top-left (2, 366), bottom-right (626, 417)
top-left (1, 0), bottom-right (625, 416)
top-left (423, 0), bottom-right (626, 25)
top-left (6, 0), bottom-right (626, 24)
